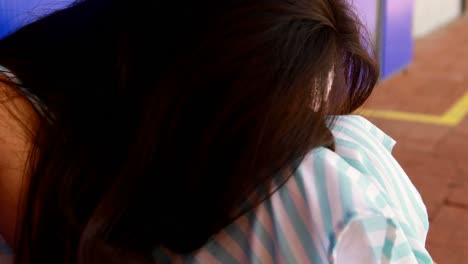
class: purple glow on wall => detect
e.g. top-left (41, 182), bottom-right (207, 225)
top-left (351, 0), bottom-right (378, 38)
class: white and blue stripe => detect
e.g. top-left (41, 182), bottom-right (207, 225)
top-left (152, 115), bottom-right (432, 263)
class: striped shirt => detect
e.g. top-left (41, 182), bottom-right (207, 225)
top-left (0, 64), bottom-right (431, 262)
top-left (152, 115), bottom-right (432, 263)
top-left (0, 116), bottom-right (432, 263)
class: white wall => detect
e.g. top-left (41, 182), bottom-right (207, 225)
top-left (413, 0), bottom-right (462, 37)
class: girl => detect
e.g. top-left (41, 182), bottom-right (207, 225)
top-left (0, 0), bottom-right (432, 263)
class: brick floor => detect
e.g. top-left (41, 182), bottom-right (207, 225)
top-left (427, 207), bottom-right (468, 263)
top-left (364, 16), bottom-right (468, 263)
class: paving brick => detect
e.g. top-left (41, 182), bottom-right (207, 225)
top-left (447, 181), bottom-right (468, 208)
top-left (433, 128), bottom-right (468, 165)
top-left (427, 206), bottom-right (468, 249)
top-left (392, 147), bottom-right (460, 219)
top-left (427, 243), bottom-right (468, 264)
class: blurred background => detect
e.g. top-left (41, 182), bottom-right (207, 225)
top-left (355, 1), bottom-right (468, 263)
top-left (1, 0), bottom-right (468, 263)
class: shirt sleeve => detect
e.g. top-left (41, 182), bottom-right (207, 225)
top-left (331, 214), bottom-right (433, 264)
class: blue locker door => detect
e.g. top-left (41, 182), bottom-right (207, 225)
top-left (0, 0), bottom-right (72, 39)
top-left (351, 0), bottom-right (414, 79)
top-left (380, 0), bottom-right (414, 78)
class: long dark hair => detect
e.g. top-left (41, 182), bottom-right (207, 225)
top-left (0, 0), bottom-right (378, 262)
